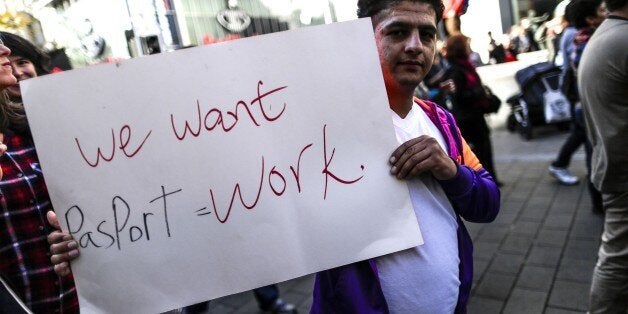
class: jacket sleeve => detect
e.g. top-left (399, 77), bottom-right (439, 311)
top-left (438, 137), bottom-right (500, 223)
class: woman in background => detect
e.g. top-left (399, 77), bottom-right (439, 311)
top-left (445, 34), bottom-right (501, 185)
top-left (0, 31), bottom-right (79, 313)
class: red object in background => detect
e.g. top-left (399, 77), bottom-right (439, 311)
top-left (202, 34), bottom-right (242, 45)
top-left (103, 56), bottom-right (127, 63)
top-left (443, 0), bottom-right (469, 18)
top-left (51, 67), bottom-right (63, 73)
top-left (504, 50), bottom-right (517, 62)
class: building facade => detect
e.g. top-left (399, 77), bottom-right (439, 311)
top-left (1, 0), bottom-right (563, 68)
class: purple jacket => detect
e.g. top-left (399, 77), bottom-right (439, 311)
top-left (311, 99), bottom-right (501, 313)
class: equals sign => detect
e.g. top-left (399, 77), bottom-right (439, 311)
top-left (195, 207), bottom-right (212, 216)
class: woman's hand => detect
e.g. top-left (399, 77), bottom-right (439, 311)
top-left (47, 211), bottom-right (80, 276)
top-left (0, 133), bottom-right (6, 180)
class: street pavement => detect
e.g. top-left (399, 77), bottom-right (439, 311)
top-left (198, 56), bottom-right (603, 313)
top-left (467, 124), bottom-right (602, 314)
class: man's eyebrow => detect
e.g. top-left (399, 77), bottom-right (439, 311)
top-left (381, 21), bottom-right (413, 29)
top-left (382, 21), bottom-right (437, 33)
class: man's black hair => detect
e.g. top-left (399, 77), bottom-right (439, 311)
top-left (568, 0), bottom-right (604, 29)
top-left (0, 32), bottom-right (51, 75)
top-left (605, 0), bottom-right (627, 11)
top-left (357, 0), bottom-right (445, 24)
top-left (564, 1), bottom-right (576, 24)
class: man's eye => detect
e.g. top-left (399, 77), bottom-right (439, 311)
top-left (421, 32), bottom-right (435, 40)
top-left (390, 30), bottom-right (407, 37)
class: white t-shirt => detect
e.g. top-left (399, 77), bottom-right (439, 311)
top-left (377, 105), bottom-right (460, 313)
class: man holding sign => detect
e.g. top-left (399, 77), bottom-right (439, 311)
top-left (47, 0), bottom-right (499, 313)
top-left (311, 0), bottom-right (499, 313)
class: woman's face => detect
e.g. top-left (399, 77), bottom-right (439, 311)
top-left (6, 56), bottom-right (38, 98)
top-left (0, 43), bottom-right (18, 89)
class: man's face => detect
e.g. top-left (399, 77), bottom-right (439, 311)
top-left (372, 1), bottom-right (437, 92)
top-left (6, 55), bottom-right (38, 98)
top-left (588, 3), bottom-right (608, 27)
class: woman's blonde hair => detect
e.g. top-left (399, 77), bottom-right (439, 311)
top-left (0, 32), bottom-right (49, 133)
top-left (0, 90), bottom-right (27, 133)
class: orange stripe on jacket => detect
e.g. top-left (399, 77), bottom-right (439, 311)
top-left (460, 137), bottom-right (483, 171)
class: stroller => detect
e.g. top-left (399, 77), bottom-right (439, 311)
top-left (506, 62), bottom-right (571, 140)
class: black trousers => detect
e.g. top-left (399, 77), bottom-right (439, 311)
top-left (183, 284), bottom-right (279, 313)
top-left (552, 109), bottom-right (602, 210)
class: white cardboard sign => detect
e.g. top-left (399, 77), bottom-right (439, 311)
top-left (22, 19), bottom-right (422, 313)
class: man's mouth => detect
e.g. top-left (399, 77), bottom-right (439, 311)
top-left (399, 60), bottom-right (423, 67)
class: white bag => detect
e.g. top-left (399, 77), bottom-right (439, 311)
top-left (541, 76), bottom-right (571, 123)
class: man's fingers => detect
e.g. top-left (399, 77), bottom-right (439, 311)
top-left (406, 158), bottom-right (436, 178)
top-left (395, 149), bottom-right (430, 179)
top-left (390, 137), bottom-right (429, 172)
top-left (47, 211), bottom-right (60, 229)
top-left (390, 136), bottom-right (455, 180)
top-left (390, 136), bottom-right (435, 178)
top-left (390, 137), bottom-right (424, 163)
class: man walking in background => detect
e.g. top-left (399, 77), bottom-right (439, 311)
top-left (578, 0), bottom-right (628, 311)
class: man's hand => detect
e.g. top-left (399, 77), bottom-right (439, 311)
top-left (389, 135), bottom-right (458, 180)
top-left (47, 211), bottom-right (79, 276)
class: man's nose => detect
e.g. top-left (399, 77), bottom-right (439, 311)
top-left (405, 31), bottom-right (422, 54)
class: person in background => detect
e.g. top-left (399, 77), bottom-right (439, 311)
top-left (445, 34), bottom-right (501, 186)
top-left (487, 31), bottom-right (507, 64)
top-left (558, 1), bottom-right (577, 83)
top-left (548, 1), bottom-right (584, 186)
top-left (0, 31), bottom-right (80, 313)
top-left (442, 0), bottom-right (468, 35)
top-left (311, 0), bottom-right (500, 312)
top-left (421, 42), bottom-right (456, 108)
top-left (578, 0), bottom-right (628, 311)
top-left (466, 37), bottom-right (484, 68)
top-left (550, 0), bottom-right (606, 215)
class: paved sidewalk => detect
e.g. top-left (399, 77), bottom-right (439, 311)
top-left (467, 125), bottom-right (603, 314)
top-left (203, 124), bottom-right (603, 314)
